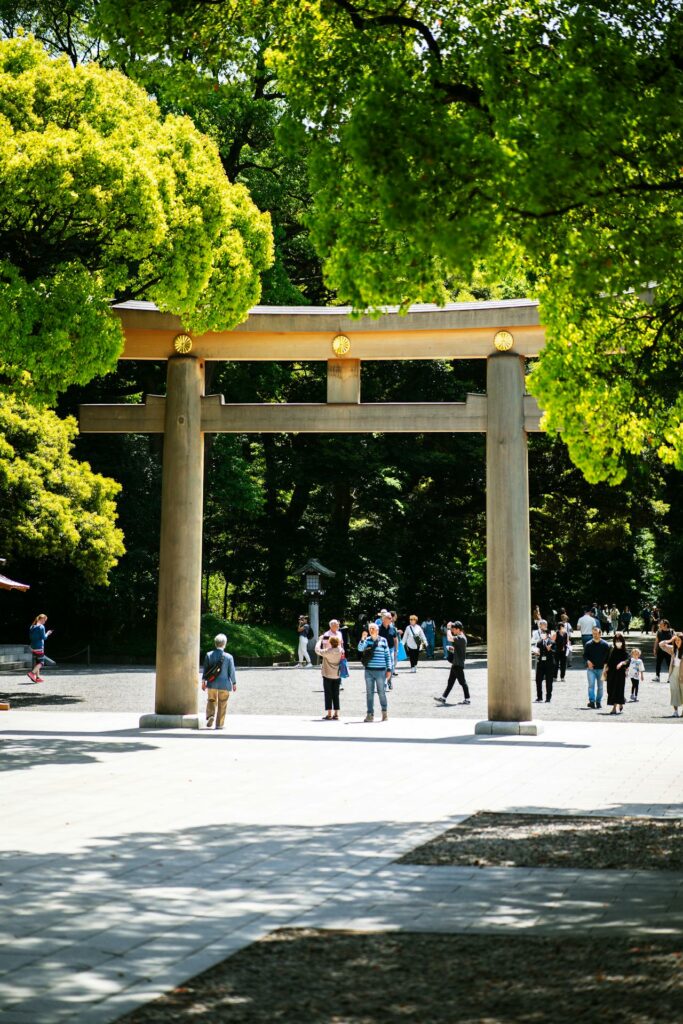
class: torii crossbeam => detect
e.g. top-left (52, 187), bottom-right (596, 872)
top-left (80, 299), bottom-right (546, 735)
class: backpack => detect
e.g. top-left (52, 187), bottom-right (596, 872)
top-left (203, 650), bottom-right (225, 684)
top-left (360, 640), bottom-right (379, 667)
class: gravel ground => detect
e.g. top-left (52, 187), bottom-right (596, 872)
top-left (0, 634), bottom-right (680, 723)
top-left (115, 928), bottom-right (683, 1024)
top-left (399, 812), bottom-right (683, 870)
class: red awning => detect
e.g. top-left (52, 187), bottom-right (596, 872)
top-left (0, 573), bottom-right (30, 592)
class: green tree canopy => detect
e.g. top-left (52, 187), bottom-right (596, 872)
top-left (0, 34), bottom-right (273, 403)
top-left (0, 394), bottom-right (124, 582)
top-left (92, 0), bottom-right (683, 482)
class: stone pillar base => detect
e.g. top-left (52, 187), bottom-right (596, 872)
top-left (139, 713), bottom-right (200, 730)
top-left (474, 720), bottom-right (544, 736)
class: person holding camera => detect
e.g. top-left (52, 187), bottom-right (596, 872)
top-left (358, 622), bottom-right (392, 722)
top-left (296, 615), bottom-right (313, 667)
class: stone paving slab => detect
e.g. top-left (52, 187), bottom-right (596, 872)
top-left (1, 712), bottom-right (683, 1022)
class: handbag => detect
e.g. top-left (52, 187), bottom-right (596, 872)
top-left (339, 656), bottom-right (349, 679)
top-left (203, 651), bottom-right (225, 684)
top-left (409, 625), bottom-right (425, 651)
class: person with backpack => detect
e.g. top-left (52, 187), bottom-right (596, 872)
top-left (297, 615), bottom-right (313, 666)
top-left (358, 622), bottom-right (392, 722)
top-left (201, 633), bottom-right (236, 730)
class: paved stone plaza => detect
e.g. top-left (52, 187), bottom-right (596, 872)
top-left (1, 682), bottom-right (682, 1022)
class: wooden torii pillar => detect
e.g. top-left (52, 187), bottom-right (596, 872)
top-left (80, 300), bottom-right (546, 735)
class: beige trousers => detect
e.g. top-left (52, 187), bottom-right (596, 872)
top-left (206, 689), bottom-right (229, 728)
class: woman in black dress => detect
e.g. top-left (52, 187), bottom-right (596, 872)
top-left (605, 632), bottom-right (629, 714)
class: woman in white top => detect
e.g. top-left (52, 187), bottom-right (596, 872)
top-left (402, 615), bottom-right (427, 673)
top-left (659, 633), bottom-right (683, 717)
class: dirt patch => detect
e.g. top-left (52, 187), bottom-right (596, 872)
top-left (398, 812), bottom-right (683, 870)
top-left (116, 929), bottom-right (683, 1023)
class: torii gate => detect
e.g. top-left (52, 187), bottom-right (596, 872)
top-left (80, 298), bottom-right (546, 735)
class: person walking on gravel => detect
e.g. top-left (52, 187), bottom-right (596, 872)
top-left (627, 648), bottom-right (645, 701)
top-left (584, 626), bottom-right (610, 709)
top-left (27, 614), bottom-right (53, 683)
top-left (358, 622), bottom-right (391, 722)
top-left (577, 608), bottom-right (598, 649)
top-left (434, 621), bottom-right (470, 706)
top-left (403, 615), bottom-right (427, 673)
top-left (605, 633), bottom-right (628, 715)
top-left (202, 633), bottom-right (236, 730)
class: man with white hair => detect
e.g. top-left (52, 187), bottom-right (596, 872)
top-left (201, 633), bottom-right (237, 730)
top-left (320, 618), bottom-right (345, 653)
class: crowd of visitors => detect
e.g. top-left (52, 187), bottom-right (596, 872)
top-left (531, 603), bottom-right (682, 718)
top-left (292, 609), bottom-right (471, 721)
top-left (199, 601), bottom-right (682, 726)
top-left (19, 600), bottom-right (681, 728)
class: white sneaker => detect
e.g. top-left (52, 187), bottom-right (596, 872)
top-left (410, 668), bottom-right (417, 673)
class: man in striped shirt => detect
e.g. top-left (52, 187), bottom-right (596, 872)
top-left (358, 622), bottom-right (392, 722)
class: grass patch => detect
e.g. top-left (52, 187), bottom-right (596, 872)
top-left (200, 614), bottom-right (294, 662)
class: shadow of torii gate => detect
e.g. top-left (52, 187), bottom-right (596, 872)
top-left (80, 298), bottom-right (547, 735)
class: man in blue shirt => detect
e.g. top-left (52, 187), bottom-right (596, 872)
top-left (583, 626), bottom-right (610, 709)
top-left (202, 633), bottom-right (237, 730)
top-left (358, 622), bottom-right (392, 722)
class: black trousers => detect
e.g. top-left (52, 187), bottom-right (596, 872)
top-left (323, 676), bottom-right (341, 711)
top-left (407, 646), bottom-right (420, 668)
top-left (656, 648), bottom-right (671, 678)
top-left (444, 664), bottom-right (470, 700)
top-left (554, 650), bottom-right (567, 680)
top-left (536, 658), bottom-right (554, 700)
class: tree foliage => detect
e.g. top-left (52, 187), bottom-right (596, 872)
top-left (0, 34), bottom-right (273, 403)
top-left (0, 394), bottom-right (124, 582)
top-left (91, 0), bottom-right (683, 482)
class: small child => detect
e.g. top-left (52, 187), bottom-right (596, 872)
top-left (628, 648), bottom-right (645, 701)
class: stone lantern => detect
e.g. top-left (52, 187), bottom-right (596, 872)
top-left (295, 558), bottom-right (336, 655)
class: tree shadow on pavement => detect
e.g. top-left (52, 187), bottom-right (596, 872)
top-left (0, 736), bottom-right (154, 771)
top-left (0, 691), bottom-right (84, 709)
top-left (2, 809), bottom-right (682, 1022)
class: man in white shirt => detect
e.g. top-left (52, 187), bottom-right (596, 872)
top-left (320, 619), bottom-right (345, 654)
top-left (577, 608), bottom-right (598, 648)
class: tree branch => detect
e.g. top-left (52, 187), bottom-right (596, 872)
top-left (329, 0), bottom-right (442, 64)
